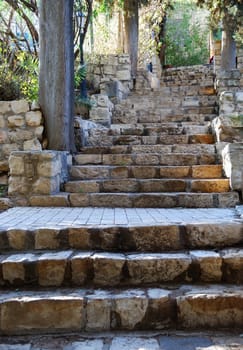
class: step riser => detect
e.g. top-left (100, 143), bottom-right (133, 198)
top-left (96, 135), bottom-right (215, 146)
top-left (27, 192), bottom-right (239, 208)
top-left (112, 114), bottom-right (216, 124)
top-left (65, 179), bottom-right (230, 194)
top-left (1, 249), bottom-right (242, 287)
top-left (1, 223), bottom-right (242, 252)
top-left (70, 165), bottom-right (223, 180)
top-left (0, 287), bottom-right (242, 335)
top-left (67, 192), bottom-right (239, 208)
top-left (75, 153), bottom-right (218, 166)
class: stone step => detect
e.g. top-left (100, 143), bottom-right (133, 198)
top-left (2, 220), bottom-right (242, 252)
top-left (102, 134), bottom-right (215, 146)
top-left (74, 152), bottom-right (217, 166)
top-left (112, 113), bottom-right (216, 124)
top-left (1, 248), bottom-right (242, 287)
top-left (66, 192), bottom-right (239, 208)
top-left (64, 179), bottom-right (230, 194)
top-left (78, 144), bottom-right (216, 155)
top-left (0, 285), bottom-right (242, 334)
top-left (110, 123), bottom-right (211, 136)
top-left (70, 165), bottom-right (224, 180)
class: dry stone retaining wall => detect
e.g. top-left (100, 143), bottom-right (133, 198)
top-left (0, 100), bottom-right (44, 185)
top-left (8, 151), bottom-right (71, 204)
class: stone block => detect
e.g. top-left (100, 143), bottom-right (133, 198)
top-left (7, 230), bottom-right (31, 250)
top-left (0, 115), bottom-right (5, 128)
top-left (116, 70), bottom-right (131, 81)
top-left (65, 180), bottom-right (99, 193)
top-left (9, 130), bottom-right (34, 143)
top-left (69, 193), bottom-right (90, 207)
top-left (159, 166), bottom-right (189, 178)
top-left (10, 100), bottom-right (29, 114)
top-left (0, 101), bottom-right (11, 114)
top-left (89, 107), bottom-right (111, 122)
top-left (112, 290), bottom-right (148, 329)
top-left (192, 165), bottom-right (222, 179)
top-left (102, 179), bottom-right (138, 192)
top-left (93, 253), bottom-right (125, 286)
top-left (236, 91), bottom-right (243, 102)
top-left (127, 253), bottom-right (191, 283)
top-left (68, 228), bottom-right (92, 249)
top-left (71, 252), bottom-right (93, 285)
top-left (2, 143), bottom-right (19, 157)
top-left (222, 143), bottom-right (243, 190)
top-left (146, 288), bottom-right (175, 328)
top-left (177, 287), bottom-right (243, 328)
top-left (191, 179), bottom-right (230, 193)
top-left (35, 229), bottom-right (60, 249)
top-left (8, 177), bottom-right (29, 195)
top-left (222, 248), bottom-right (243, 283)
top-left (32, 177), bottom-right (59, 195)
top-left (34, 126), bottom-right (44, 140)
top-left (190, 250), bottom-right (222, 282)
top-left (2, 253), bottom-right (35, 284)
top-left (185, 223), bottom-right (243, 248)
top-left (121, 225), bottom-right (182, 251)
top-left (9, 154), bottom-right (25, 176)
top-left (86, 291), bottom-right (111, 331)
top-left (23, 139), bottom-right (42, 151)
top-left (64, 340), bottom-right (104, 350)
top-left (0, 131), bottom-right (8, 144)
top-left (37, 159), bottom-right (61, 177)
top-left (38, 251), bottom-right (72, 286)
top-left (7, 115), bottom-right (25, 127)
top-left (25, 111), bottom-right (42, 126)
top-left (103, 65), bottom-right (116, 75)
top-left (0, 296), bottom-right (84, 333)
top-left (29, 194), bottom-right (70, 207)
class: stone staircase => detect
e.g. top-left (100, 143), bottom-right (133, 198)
top-left (0, 206), bottom-right (242, 334)
top-left (0, 65), bottom-right (242, 336)
top-left (63, 65), bottom-right (239, 208)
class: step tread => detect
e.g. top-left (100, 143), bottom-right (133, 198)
top-left (0, 285), bottom-right (242, 334)
top-left (1, 248), bottom-right (242, 287)
top-left (65, 178), bottom-right (230, 194)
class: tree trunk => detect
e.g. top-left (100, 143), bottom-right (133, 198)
top-left (221, 16), bottom-right (237, 70)
top-left (39, 0), bottom-right (76, 152)
top-left (123, 0), bottom-right (139, 79)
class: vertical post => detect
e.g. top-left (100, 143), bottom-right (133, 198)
top-left (39, 0), bottom-right (76, 152)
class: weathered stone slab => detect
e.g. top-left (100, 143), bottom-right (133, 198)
top-left (93, 252), bottom-right (125, 286)
top-left (185, 223), bottom-right (243, 248)
top-left (38, 251), bottom-right (72, 286)
top-left (0, 295), bottom-right (84, 333)
top-left (110, 337), bottom-right (160, 350)
top-left (190, 250), bottom-right (222, 282)
top-left (177, 287), bottom-right (243, 328)
top-left (127, 253), bottom-right (191, 283)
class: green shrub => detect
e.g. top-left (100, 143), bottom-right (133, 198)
top-left (0, 49), bottom-right (38, 102)
top-left (165, 0), bottom-right (210, 66)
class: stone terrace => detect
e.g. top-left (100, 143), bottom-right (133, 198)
top-left (0, 65), bottom-right (242, 337)
top-left (22, 65), bottom-right (240, 208)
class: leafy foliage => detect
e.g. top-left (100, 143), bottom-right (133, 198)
top-left (196, 0), bottom-right (243, 40)
top-left (165, 0), bottom-right (209, 66)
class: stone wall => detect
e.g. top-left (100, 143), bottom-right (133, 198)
top-left (8, 151), bottom-right (71, 205)
top-left (213, 49), bottom-right (243, 192)
top-left (87, 54), bottom-right (132, 101)
top-left (0, 100), bottom-right (44, 185)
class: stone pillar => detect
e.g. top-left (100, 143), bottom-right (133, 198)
top-left (222, 143), bottom-right (243, 191)
top-left (39, 0), bottom-right (75, 152)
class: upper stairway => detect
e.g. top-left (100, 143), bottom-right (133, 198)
top-left (62, 65), bottom-right (239, 208)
